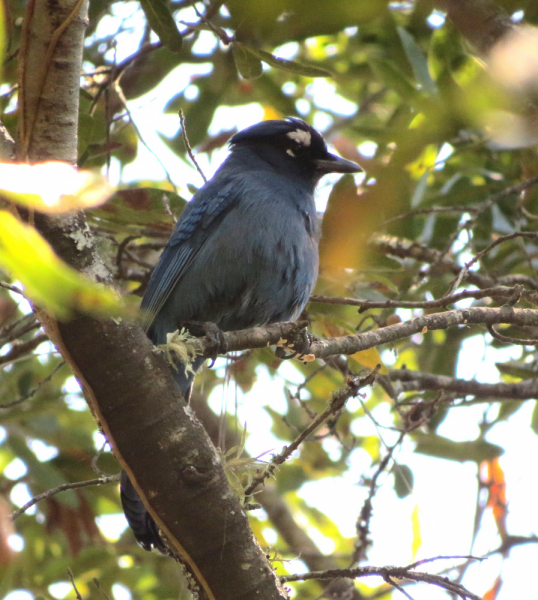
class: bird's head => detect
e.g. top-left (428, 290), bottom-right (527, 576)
top-left (229, 118), bottom-right (362, 184)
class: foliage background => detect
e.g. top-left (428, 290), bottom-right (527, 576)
top-left (2, 1), bottom-right (538, 599)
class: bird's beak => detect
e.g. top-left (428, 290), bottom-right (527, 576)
top-left (315, 152), bottom-right (363, 174)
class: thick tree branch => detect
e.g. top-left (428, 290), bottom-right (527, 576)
top-left (390, 369), bottom-right (538, 400)
top-left (191, 393), bottom-right (365, 600)
top-left (193, 307), bottom-right (538, 361)
top-left (17, 1), bottom-right (286, 598)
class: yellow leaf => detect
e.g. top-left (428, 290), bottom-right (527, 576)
top-left (0, 211), bottom-right (122, 319)
top-left (411, 504), bottom-right (422, 559)
top-left (263, 107), bottom-right (282, 120)
top-left (349, 347), bottom-right (386, 373)
top-left (405, 144), bottom-right (438, 178)
top-left (0, 161), bottom-right (113, 213)
top-left (318, 317), bottom-right (387, 374)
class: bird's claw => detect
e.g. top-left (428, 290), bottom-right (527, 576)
top-left (182, 320), bottom-right (227, 365)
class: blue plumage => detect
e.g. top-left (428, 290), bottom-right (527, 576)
top-left (121, 118), bottom-right (361, 551)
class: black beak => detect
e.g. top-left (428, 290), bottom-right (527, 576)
top-left (315, 152), bottom-right (363, 174)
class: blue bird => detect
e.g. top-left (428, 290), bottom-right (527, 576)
top-left (121, 118), bottom-right (362, 551)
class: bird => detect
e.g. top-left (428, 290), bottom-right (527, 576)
top-left (121, 117), bottom-right (362, 551)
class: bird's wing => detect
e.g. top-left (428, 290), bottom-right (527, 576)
top-left (140, 180), bottom-right (240, 330)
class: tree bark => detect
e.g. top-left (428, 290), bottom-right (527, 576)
top-left (17, 2), bottom-right (287, 598)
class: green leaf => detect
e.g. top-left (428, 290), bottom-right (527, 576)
top-left (239, 43), bottom-right (332, 78)
top-left (413, 433), bottom-right (503, 463)
top-left (139, 0), bottom-right (182, 52)
top-left (232, 42), bottom-right (263, 79)
top-left (264, 406), bottom-right (294, 441)
top-left (496, 361), bottom-right (538, 380)
top-left (397, 27), bottom-right (437, 96)
top-left (369, 57), bottom-right (418, 100)
top-left (394, 464), bottom-right (414, 498)
top-left (0, 211), bottom-right (123, 319)
top-left (531, 402), bottom-right (538, 435)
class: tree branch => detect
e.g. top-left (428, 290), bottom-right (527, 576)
top-left (11, 475), bottom-right (119, 520)
top-left (190, 392), bottom-right (365, 600)
top-left (192, 307), bottom-right (538, 362)
top-left (311, 285), bottom-right (538, 312)
top-left (0, 120), bottom-right (16, 160)
top-left (244, 368), bottom-right (380, 499)
top-left (390, 369), bottom-right (538, 400)
top-left (0, 333), bottom-right (48, 366)
top-left (0, 362), bottom-right (65, 409)
top-left (18, 1), bottom-right (287, 597)
top-left (281, 559), bottom-right (484, 600)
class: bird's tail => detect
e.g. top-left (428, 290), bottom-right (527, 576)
top-left (120, 470), bottom-right (167, 553)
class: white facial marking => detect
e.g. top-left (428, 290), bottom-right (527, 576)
top-left (286, 148), bottom-right (295, 157)
top-left (287, 129), bottom-right (312, 147)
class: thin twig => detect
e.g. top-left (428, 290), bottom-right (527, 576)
top-left (0, 314), bottom-right (37, 346)
top-left (280, 562), bottom-right (484, 600)
top-left (11, 475), bottom-right (120, 520)
top-left (243, 368), bottom-right (380, 500)
top-left (113, 79), bottom-right (177, 193)
top-left (487, 324), bottom-right (538, 346)
top-left (93, 578), bottom-right (113, 600)
top-left (0, 362), bottom-right (65, 408)
top-left (465, 231), bottom-right (538, 275)
top-left (193, 4), bottom-right (233, 45)
top-left (353, 431), bottom-right (406, 562)
top-left (67, 569), bottom-right (83, 600)
top-left (0, 281), bottom-right (24, 295)
top-left (384, 576), bottom-right (415, 600)
top-left (384, 204), bottom-right (479, 225)
top-left (116, 235), bottom-right (140, 278)
top-left (406, 555), bottom-right (484, 570)
top-left (179, 108), bottom-right (207, 182)
top-left (310, 285), bottom-right (538, 312)
top-left (91, 438), bottom-right (110, 476)
top-left (0, 333), bottom-right (48, 367)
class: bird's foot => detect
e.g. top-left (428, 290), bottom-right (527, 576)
top-left (182, 320), bottom-right (227, 366)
